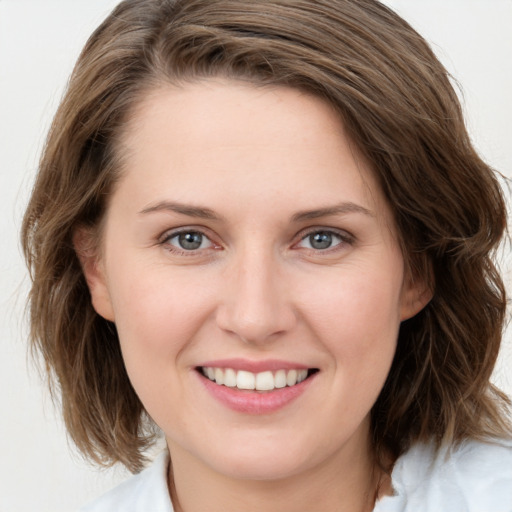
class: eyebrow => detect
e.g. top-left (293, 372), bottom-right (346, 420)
top-left (139, 200), bottom-right (373, 222)
top-left (138, 201), bottom-right (221, 220)
top-left (291, 202), bottom-right (374, 222)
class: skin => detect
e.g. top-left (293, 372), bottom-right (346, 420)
top-left (78, 79), bottom-right (429, 512)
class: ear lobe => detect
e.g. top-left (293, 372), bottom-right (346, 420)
top-left (73, 227), bottom-right (115, 322)
top-left (400, 274), bottom-right (433, 322)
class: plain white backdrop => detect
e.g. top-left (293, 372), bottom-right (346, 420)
top-left (0, 1), bottom-right (511, 511)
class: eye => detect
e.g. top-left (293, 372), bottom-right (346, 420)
top-left (165, 230), bottom-right (213, 251)
top-left (296, 230), bottom-right (350, 251)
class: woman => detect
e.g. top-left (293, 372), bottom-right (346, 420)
top-left (21, 0), bottom-right (512, 511)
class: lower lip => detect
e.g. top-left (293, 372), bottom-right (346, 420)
top-left (197, 372), bottom-right (316, 414)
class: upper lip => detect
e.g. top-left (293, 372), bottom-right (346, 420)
top-left (197, 358), bottom-right (312, 373)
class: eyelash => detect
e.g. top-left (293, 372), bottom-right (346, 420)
top-left (158, 226), bottom-right (354, 256)
top-left (295, 228), bottom-right (354, 253)
top-left (159, 228), bottom-right (219, 256)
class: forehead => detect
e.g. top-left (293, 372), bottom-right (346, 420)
top-left (114, 79), bottom-right (389, 222)
top-left (122, 79), bottom-right (346, 156)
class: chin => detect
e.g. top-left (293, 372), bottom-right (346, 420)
top-left (209, 452), bottom-right (312, 482)
top-left (190, 432), bottom-right (327, 482)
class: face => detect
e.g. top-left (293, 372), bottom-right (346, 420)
top-left (81, 80), bottom-right (427, 482)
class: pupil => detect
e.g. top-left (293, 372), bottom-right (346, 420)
top-left (310, 232), bottom-right (332, 249)
top-left (179, 232), bottom-right (202, 250)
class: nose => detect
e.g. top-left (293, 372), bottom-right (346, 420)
top-left (215, 246), bottom-right (297, 345)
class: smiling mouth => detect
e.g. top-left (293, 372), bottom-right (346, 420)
top-left (198, 367), bottom-right (319, 392)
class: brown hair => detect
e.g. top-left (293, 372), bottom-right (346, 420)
top-left (22, 0), bottom-right (511, 473)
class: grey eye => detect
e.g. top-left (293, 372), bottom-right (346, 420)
top-left (308, 232), bottom-right (335, 249)
top-left (173, 232), bottom-right (206, 250)
top-left (297, 230), bottom-right (345, 251)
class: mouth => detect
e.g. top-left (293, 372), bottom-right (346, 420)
top-left (197, 366), bottom-right (319, 392)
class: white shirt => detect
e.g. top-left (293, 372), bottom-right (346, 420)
top-left (79, 450), bottom-right (172, 512)
top-left (79, 439), bottom-right (512, 511)
top-left (374, 440), bottom-right (512, 511)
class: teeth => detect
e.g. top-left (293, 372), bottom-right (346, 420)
top-left (237, 370), bottom-right (256, 390)
top-left (201, 367), bottom-right (311, 391)
top-left (214, 367), bottom-right (224, 385)
top-left (224, 368), bottom-right (237, 387)
top-left (274, 369), bottom-right (287, 389)
top-left (286, 369), bottom-right (297, 386)
top-left (255, 371), bottom-right (274, 391)
top-left (297, 369), bottom-right (308, 383)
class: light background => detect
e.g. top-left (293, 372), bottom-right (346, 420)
top-left (0, 1), bottom-right (511, 511)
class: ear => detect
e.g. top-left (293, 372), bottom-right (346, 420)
top-left (73, 227), bottom-right (115, 322)
top-left (400, 271), bottom-right (433, 322)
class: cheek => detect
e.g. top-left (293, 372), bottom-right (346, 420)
top-left (106, 261), bottom-right (217, 370)
top-left (300, 262), bottom-right (403, 337)
top-left (296, 263), bottom-right (402, 384)
top-left (107, 265), bottom-right (220, 428)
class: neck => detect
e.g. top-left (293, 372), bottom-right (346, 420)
top-left (167, 433), bottom-right (385, 512)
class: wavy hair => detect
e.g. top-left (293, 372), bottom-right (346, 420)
top-left (22, 0), bottom-right (511, 473)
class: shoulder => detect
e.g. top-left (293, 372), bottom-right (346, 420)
top-left (78, 450), bottom-right (174, 512)
top-left (375, 439), bottom-right (512, 512)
